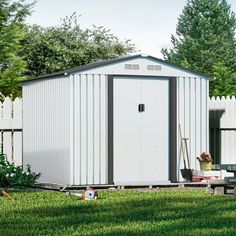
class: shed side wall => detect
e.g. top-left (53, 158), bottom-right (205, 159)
top-left (73, 74), bottom-right (108, 185)
top-left (23, 76), bottom-right (71, 184)
top-left (177, 77), bottom-right (209, 180)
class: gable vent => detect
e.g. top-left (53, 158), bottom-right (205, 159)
top-left (124, 64), bottom-right (140, 70)
top-left (147, 65), bottom-right (162, 71)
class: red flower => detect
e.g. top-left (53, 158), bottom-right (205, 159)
top-left (200, 152), bottom-right (205, 158)
top-left (197, 152), bottom-right (213, 163)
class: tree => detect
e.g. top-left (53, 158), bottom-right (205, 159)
top-left (22, 14), bottom-right (135, 78)
top-left (162, 0), bottom-right (236, 96)
top-left (0, 0), bottom-right (33, 98)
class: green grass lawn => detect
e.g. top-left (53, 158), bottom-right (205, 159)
top-left (0, 188), bottom-right (235, 236)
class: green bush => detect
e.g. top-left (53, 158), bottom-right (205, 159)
top-left (0, 153), bottom-right (40, 187)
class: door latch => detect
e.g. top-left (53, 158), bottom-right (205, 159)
top-left (138, 104), bottom-right (145, 112)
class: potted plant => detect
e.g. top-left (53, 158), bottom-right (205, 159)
top-left (196, 152), bottom-right (213, 171)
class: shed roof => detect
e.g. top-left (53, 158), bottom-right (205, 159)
top-left (23, 54), bottom-right (210, 83)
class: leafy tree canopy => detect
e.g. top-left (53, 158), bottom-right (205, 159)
top-left (162, 0), bottom-right (236, 96)
top-left (22, 13), bottom-right (135, 78)
top-left (0, 0), bottom-right (33, 98)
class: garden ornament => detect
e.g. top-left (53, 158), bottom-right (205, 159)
top-left (65, 187), bottom-right (98, 200)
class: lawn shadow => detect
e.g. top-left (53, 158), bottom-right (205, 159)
top-left (1, 191), bottom-right (236, 235)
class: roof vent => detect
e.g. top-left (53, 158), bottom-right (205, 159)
top-left (124, 64), bottom-right (140, 70)
top-left (147, 65), bottom-right (162, 71)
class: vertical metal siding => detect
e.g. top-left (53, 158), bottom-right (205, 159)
top-left (191, 78), bottom-right (197, 167)
top-left (195, 78), bottom-right (201, 163)
top-left (23, 76), bottom-right (71, 184)
top-left (70, 75), bottom-right (75, 185)
top-left (73, 74), bottom-right (108, 185)
top-left (80, 74), bottom-right (88, 184)
top-left (177, 77), bottom-right (209, 180)
top-left (94, 75), bottom-right (101, 183)
top-left (23, 72), bottom-right (208, 185)
top-left (87, 76), bottom-right (94, 184)
top-left (100, 75), bottom-right (108, 184)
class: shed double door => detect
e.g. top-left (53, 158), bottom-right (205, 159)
top-left (113, 77), bottom-right (169, 184)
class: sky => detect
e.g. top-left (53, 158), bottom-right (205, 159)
top-left (25, 0), bottom-right (236, 59)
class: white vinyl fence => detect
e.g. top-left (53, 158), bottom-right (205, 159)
top-left (209, 96), bottom-right (236, 165)
top-left (0, 97), bottom-right (22, 165)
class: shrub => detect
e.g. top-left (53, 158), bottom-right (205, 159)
top-left (0, 153), bottom-right (40, 187)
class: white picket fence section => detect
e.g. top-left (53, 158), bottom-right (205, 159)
top-left (209, 96), bottom-right (236, 165)
top-left (0, 97), bottom-right (22, 165)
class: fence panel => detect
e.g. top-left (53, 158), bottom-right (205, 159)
top-left (0, 97), bottom-right (22, 165)
top-left (209, 96), bottom-right (236, 165)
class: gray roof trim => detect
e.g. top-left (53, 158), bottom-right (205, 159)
top-left (23, 54), bottom-right (210, 83)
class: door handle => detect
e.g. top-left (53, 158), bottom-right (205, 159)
top-left (138, 104), bottom-right (145, 112)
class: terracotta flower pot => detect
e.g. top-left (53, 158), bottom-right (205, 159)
top-left (200, 162), bottom-right (212, 171)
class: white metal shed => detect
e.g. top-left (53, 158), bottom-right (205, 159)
top-left (22, 54), bottom-right (209, 185)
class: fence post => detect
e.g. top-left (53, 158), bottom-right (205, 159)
top-left (13, 98), bottom-right (22, 165)
top-left (2, 97), bottom-right (13, 162)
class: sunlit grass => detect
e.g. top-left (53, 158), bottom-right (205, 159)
top-left (0, 189), bottom-right (235, 235)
